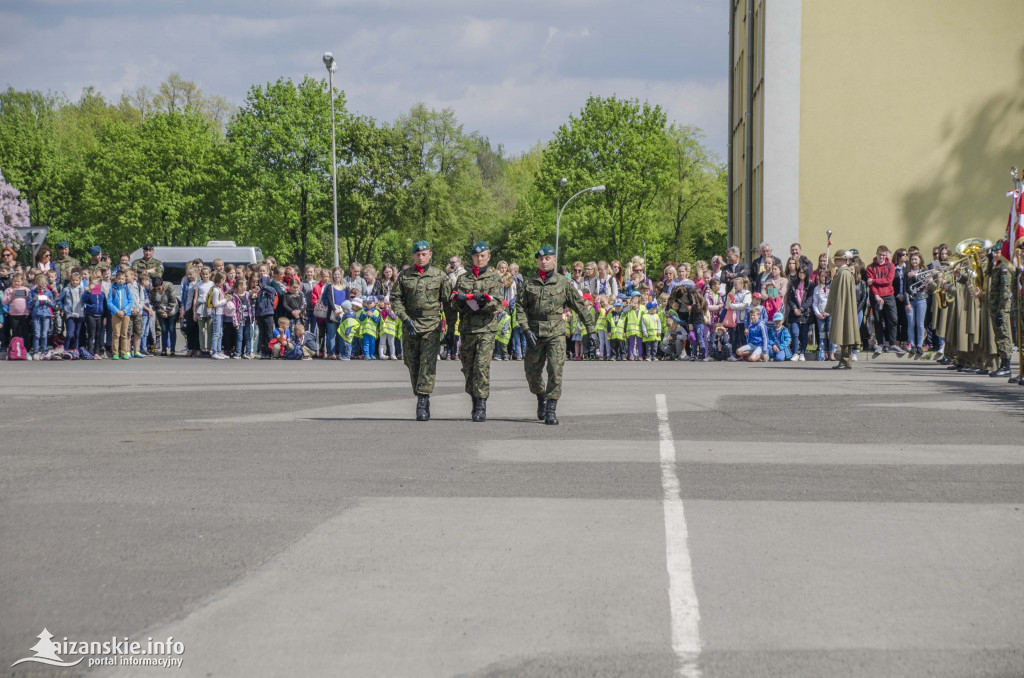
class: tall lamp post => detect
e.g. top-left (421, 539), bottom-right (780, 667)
top-left (555, 184), bottom-right (605, 260)
top-left (323, 51), bottom-right (339, 268)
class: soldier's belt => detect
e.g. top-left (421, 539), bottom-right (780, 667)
top-left (407, 311), bottom-right (426, 318)
top-left (530, 314), bottom-right (563, 321)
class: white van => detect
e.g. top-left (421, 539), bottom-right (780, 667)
top-left (129, 241), bottom-right (264, 287)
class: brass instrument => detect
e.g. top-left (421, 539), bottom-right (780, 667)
top-left (954, 237), bottom-right (994, 291)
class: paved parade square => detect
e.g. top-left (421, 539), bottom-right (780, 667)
top-left (3, 358), bottom-right (1023, 678)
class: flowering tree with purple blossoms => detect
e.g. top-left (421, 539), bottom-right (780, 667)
top-left (0, 168), bottom-right (29, 250)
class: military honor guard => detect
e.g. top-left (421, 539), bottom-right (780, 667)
top-left (515, 245), bottom-right (595, 424)
top-left (391, 240), bottom-right (453, 421)
top-left (824, 250), bottom-right (858, 370)
top-left (447, 242), bottom-right (503, 422)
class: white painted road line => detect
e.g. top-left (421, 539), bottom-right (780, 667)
top-left (656, 393), bottom-right (703, 678)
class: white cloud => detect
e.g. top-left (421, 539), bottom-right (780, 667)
top-left (0, 1), bottom-right (728, 156)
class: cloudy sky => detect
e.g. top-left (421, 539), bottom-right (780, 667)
top-left (0, 0), bottom-right (728, 158)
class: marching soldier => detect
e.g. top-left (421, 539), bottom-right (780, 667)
top-left (391, 240), bottom-right (453, 421)
top-left (54, 242), bottom-right (79, 285)
top-left (515, 245), bottom-right (595, 425)
top-left (446, 242), bottom-right (502, 422)
top-left (988, 243), bottom-right (1013, 378)
top-left (132, 244), bottom-right (163, 278)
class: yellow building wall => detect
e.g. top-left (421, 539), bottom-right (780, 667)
top-left (799, 0), bottom-right (1024, 257)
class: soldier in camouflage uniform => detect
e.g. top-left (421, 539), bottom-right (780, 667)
top-left (54, 241), bottom-right (79, 285)
top-left (515, 245), bottom-right (595, 425)
top-left (988, 243), bottom-right (1014, 378)
top-left (446, 241), bottom-right (503, 422)
top-left (132, 244), bottom-right (164, 279)
top-left (391, 240), bottom-right (454, 421)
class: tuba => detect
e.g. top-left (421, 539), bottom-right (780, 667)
top-left (954, 238), bottom-right (994, 291)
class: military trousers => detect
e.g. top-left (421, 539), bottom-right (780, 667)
top-left (460, 331), bottom-right (497, 398)
top-left (990, 309), bottom-right (1012, 361)
top-left (403, 327), bottom-right (442, 396)
top-left (524, 333), bottom-right (566, 401)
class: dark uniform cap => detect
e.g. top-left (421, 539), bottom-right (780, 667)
top-left (412, 240), bottom-right (430, 253)
top-left (536, 245), bottom-right (555, 257)
top-left (89, 246), bottom-right (102, 255)
top-left (471, 241), bottom-right (490, 255)
top-left (144, 243), bottom-right (156, 250)
top-left (57, 241), bottom-right (69, 248)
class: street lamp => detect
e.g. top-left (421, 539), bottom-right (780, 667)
top-left (555, 184), bottom-right (605, 259)
top-left (323, 51), bottom-right (339, 268)
top-left (556, 177), bottom-right (567, 224)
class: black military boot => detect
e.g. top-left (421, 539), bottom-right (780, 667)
top-left (991, 359), bottom-right (1011, 378)
top-left (475, 398), bottom-right (487, 422)
top-left (544, 399), bottom-right (559, 425)
top-left (536, 394), bottom-right (547, 420)
top-left (416, 395), bottom-right (430, 422)
top-left (471, 397), bottom-right (483, 422)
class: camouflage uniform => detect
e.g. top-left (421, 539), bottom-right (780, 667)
top-left (391, 264), bottom-right (452, 396)
top-left (132, 257), bottom-right (164, 279)
top-left (54, 255), bottom-right (79, 284)
top-left (988, 258), bottom-right (1014, 361)
top-left (448, 268), bottom-right (503, 398)
top-left (516, 271), bottom-right (594, 401)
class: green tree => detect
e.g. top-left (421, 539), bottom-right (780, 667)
top-left (538, 95), bottom-right (673, 264)
top-left (226, 76), bottom-right (337, 268)
top-left (0, 88), bottom-right (62, 230)
top-left (657, 125), bottom-right (727, 264)
top-left (80, 110), bottom-right (222, 252)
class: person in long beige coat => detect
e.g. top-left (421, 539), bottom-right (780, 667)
top-left (825, 250), bottom-right (859, 369)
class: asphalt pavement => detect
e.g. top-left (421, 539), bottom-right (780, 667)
top-left (2, 355), bottom-right (1023, 678)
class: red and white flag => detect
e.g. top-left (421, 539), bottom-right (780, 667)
top-left (1002, 189), bottom-right (1024, 260)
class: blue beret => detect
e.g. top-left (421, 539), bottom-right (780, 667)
top-left (57, 241), bottom-right (69, 248)
top-left (471, 241), bottom-right (490, 255)
top-left (535, 245), bottom-right (555, 257)
top-left (412, 240), bottom-right (430, 253)
top-left (89, 246), bottom-right (102, 256)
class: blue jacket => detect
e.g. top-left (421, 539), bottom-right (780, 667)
top-left (82, 286), bottom-right (107, 317)
top-left (56, 283), bottom-right (86, 317)
top-left (745, 318), bottom-right (769, 350)
top-left (107, 282), bottom-right (134, 315)
top-left (28, 287), bottom-right (55, 318)
top-left (767, 324), bottom-right (792, 352)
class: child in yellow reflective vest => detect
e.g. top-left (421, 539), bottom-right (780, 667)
top-left (608, 297), bottom-right (627, 360)
top-left (359, 296), bottom-right (381, 360)
top-left (379, 299), bottom-right (399, 360)
top-left (595, 296), bottom-right (611, 360)
top-left (641, 301), bottom-right (663, 361)
top-left (625, 295), bottom-right (644, 360)
top-left (339, 299), bottom-right (361, 360)
top-left (494, 301), bottom-right (512, 360)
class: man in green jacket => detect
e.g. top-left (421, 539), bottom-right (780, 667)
top-left (515, 245), bottom-right (595, 425)
top-left (391, 240), bottom-right (453, 421)
top-left (447, 241), bottom-right (503, 422)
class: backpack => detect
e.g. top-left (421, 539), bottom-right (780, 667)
top-left (206, 287), bottom-right (216, 309)
top-left (79, 347), bottom-right (95, 360)
top-left (7, 337), bottom-right (27, 360)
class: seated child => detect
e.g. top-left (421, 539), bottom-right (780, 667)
top-left (269, 317), bottom-right (293, 358)
top-left (767, 312), bottom-right (793, 362)
top-left (709, 323), bottom-right (734, 361)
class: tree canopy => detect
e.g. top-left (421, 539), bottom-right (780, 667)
top-left (0, 76), bottom-right (726, 273)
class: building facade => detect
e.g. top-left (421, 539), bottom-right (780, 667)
top-left (729, 0), bottom-right (1024, 260)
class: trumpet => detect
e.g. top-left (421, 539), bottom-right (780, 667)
top-left (907, 268), bottom-right (943, 296)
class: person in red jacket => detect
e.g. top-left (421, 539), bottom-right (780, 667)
top-left (866, 245), bottom-right (905, 355)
